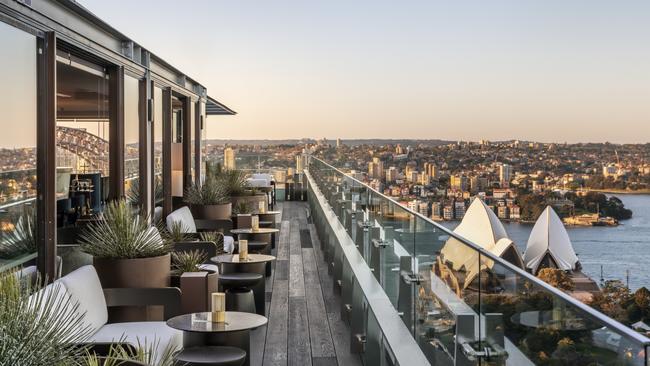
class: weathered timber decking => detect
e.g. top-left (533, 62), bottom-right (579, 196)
top-left (250, 201), bottom-right (362, 366)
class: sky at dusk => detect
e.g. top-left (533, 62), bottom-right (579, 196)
top-left (81, 0), bottom-right (650, 143)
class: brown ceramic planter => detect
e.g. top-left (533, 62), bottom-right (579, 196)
top-left (93, 254), bottom-right (171, 288)
top-left (93, 254), bottom-right (171, 322)
top-left (192, 203), bottom-right (232, 220)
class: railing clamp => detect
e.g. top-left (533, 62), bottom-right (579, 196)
top-left (459, 339), bottom-right (508, 362)
top-left (371, 238), bottom-right (390, 248)
top-left (401, 271), bottom-right (425, 285)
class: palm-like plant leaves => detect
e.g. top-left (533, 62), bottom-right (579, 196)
top-left (171, 250), bottom-right (207, 275)
top-left (0, 208), bottom-right (37, 259)
top-left (80, 199), bottom-right (170, 259)
top-left (0, 271), bottom-right (91, 365)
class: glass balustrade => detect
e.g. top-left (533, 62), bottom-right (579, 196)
top-left (307, 156), bottom-right (650, 366)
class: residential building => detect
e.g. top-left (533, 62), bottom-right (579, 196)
top-left (450, 175), bottom-right (469, 191)
top-left (454, 201), bottom-right (467, 219)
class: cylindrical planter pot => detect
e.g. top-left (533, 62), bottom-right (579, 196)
top-left (231, 194), bottom-right (267, 213)
top-left (93, 253), bottom-right (171, 322)
top-left (192, 202), bottom-right (232, 220)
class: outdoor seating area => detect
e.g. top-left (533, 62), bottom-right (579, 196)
top-left (8, 200), bottom-right (361, 366)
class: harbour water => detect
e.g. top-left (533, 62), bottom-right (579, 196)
top-left (441, 194), bottom-right (650, 290)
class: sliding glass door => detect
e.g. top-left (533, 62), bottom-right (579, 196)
top-left (0, 21), bottom-right (39, 270)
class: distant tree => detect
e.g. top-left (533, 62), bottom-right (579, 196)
top-left (538, 268), bottom-right (574, 292)
top-left (589, 280), bottom-right (633, 324)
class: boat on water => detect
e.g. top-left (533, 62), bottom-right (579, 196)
top-left (563, 213), bottom-right (618, 226)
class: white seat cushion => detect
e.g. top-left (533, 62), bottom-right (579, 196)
top-left (251, 173), bottom-right (273, 181)
top-left (90, 321), bottom-right (182, 365)
top-left (28, 281), bottom-right (82, 339)
top-left (56, 265), bottom-right (108, 333)
top-left (166, 206), bottom-right (197, 233)
top-left (224, 235), bottom-right (235, 253)
top-left (247, 178), bottom-right (270, 187)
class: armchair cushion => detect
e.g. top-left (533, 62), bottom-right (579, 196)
top-left (57, 265), bottom-right (108, 333)
top-left (166, 206), bottom-right (196, 233)
top-left (90, 321), bottom-right (182, 365)
top-left (224, 235), bottom-right (235, 253)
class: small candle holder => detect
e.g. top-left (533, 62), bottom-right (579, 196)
top-left (239, 239), bottom-right (249, 261)
top-left (258, 201), bottom-right (267, 214)
top-left (211, 292), bottom-right (226, 323)
top-left (251, 215), bottom-right (259, 232)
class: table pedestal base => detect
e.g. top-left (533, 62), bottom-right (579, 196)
top-left (222, 262), bottom-right (266, 316)
top-left (183, 330), bottom-right (251, 366)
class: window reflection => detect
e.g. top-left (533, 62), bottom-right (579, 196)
top-left (153, 87), bottom-right (164, 206)
top-left (124, 75), bottom-right (139, 207)
top-left (55, 55), bottom-right (110, 228)
top-left (0, 21), bottom-right (38, 263)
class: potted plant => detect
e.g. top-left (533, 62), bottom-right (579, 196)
top-left (80, 199), bottom-right (171, 321)
top-left (185, 178), bottom-right (232, 220)
top-left (171, 249), bottom-right (219, 313)
top-left (0, 270), bottom-right (89, 365)
top-left (219, 169), bottom-right (268, 212)
top-left (0, 207), bottom-right (37, 259)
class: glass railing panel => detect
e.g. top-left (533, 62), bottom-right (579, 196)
top-left (479, 256), bottom-right (648, 366)
top-left (412, 216), bottom-right (456, 365)
top-left (307, 157), bottom-right (650, 365)
top-left (364, 193), bottom-right (412, 308)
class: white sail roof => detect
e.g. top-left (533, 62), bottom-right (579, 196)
top-left (524, 206), bottom-right (579, 273)
top-left (440, 198), bottom-right (524, 288)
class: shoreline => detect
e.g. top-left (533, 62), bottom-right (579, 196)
top-left (578, 188), bottom-right (650, 195)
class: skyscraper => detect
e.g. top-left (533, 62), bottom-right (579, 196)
top-left (450, 175), bottom-right (469, 191)
top-left (424, 162), bottom-right (438, 179)
top-left (296, 155), bottom-right (305, 172)
top-left (368, 157), bottom-right (384, 179)
top-left (224, 147), bottom-right (236, 170)
top-left (499, 164), bottom-right (512, 187)
top-left (385, 166), bottom-right (398, 182)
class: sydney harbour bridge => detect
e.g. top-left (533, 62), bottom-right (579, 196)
top-left (55, 126), bottom-right (109, 175)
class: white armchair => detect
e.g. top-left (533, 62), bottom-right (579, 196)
top-left (39, 265), bottom-right (182, 365)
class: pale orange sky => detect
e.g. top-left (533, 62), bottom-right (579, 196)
top-left (80, 1), bottom-right (650, 143)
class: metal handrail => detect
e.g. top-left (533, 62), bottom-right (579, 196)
top-left (309, 156), bottom-right (650, 346)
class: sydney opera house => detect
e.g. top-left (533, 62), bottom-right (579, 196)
top-left (0, 1), bottom-right (648, 365)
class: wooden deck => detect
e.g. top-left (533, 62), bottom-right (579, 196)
top-left (250, 201), bottom-right (362, 366)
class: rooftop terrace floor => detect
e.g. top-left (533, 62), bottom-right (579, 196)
top-left (250, 201), bottom-right (362, 366)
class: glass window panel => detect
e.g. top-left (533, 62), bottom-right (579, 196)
top-left (190, 101), bottom-right (195, 182)
top-left (56, 55), bottom-right (110, 227)
top-left (153, 86), bottom-right (164, 206)
top-left (0, 21), bottom-right (38, 266)
top-left (124, 75), bottom-right (139, 207)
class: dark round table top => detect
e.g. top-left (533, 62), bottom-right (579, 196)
top-left (167, 311), bottom-right (268, 333)
top-left (211, 254), bottom-right (276, 264)
top-left (231, 228), bottom-right (280, 234)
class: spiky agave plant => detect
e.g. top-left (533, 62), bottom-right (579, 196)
top-left (171, 250), bottom-right (207, 276)
top-left (199, 231), bottom-right (225, 254)
top-left (219, 169), bottom-right (249, 197)
top-left (184, 178), bottom-right (229, 206)
top-left (81, 338), bottom-right (179, 366)
top-left (162, 220), bottom-right (190, 244)
top-left (80, 199), bottom-right (170, 259)
top-left (0, 270), bottom-right (90, 365)
top-left (0, 207), bottom-right (37, 259)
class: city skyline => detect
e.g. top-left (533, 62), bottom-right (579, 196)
top-left (79, 0), bottom-right (650, 143)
